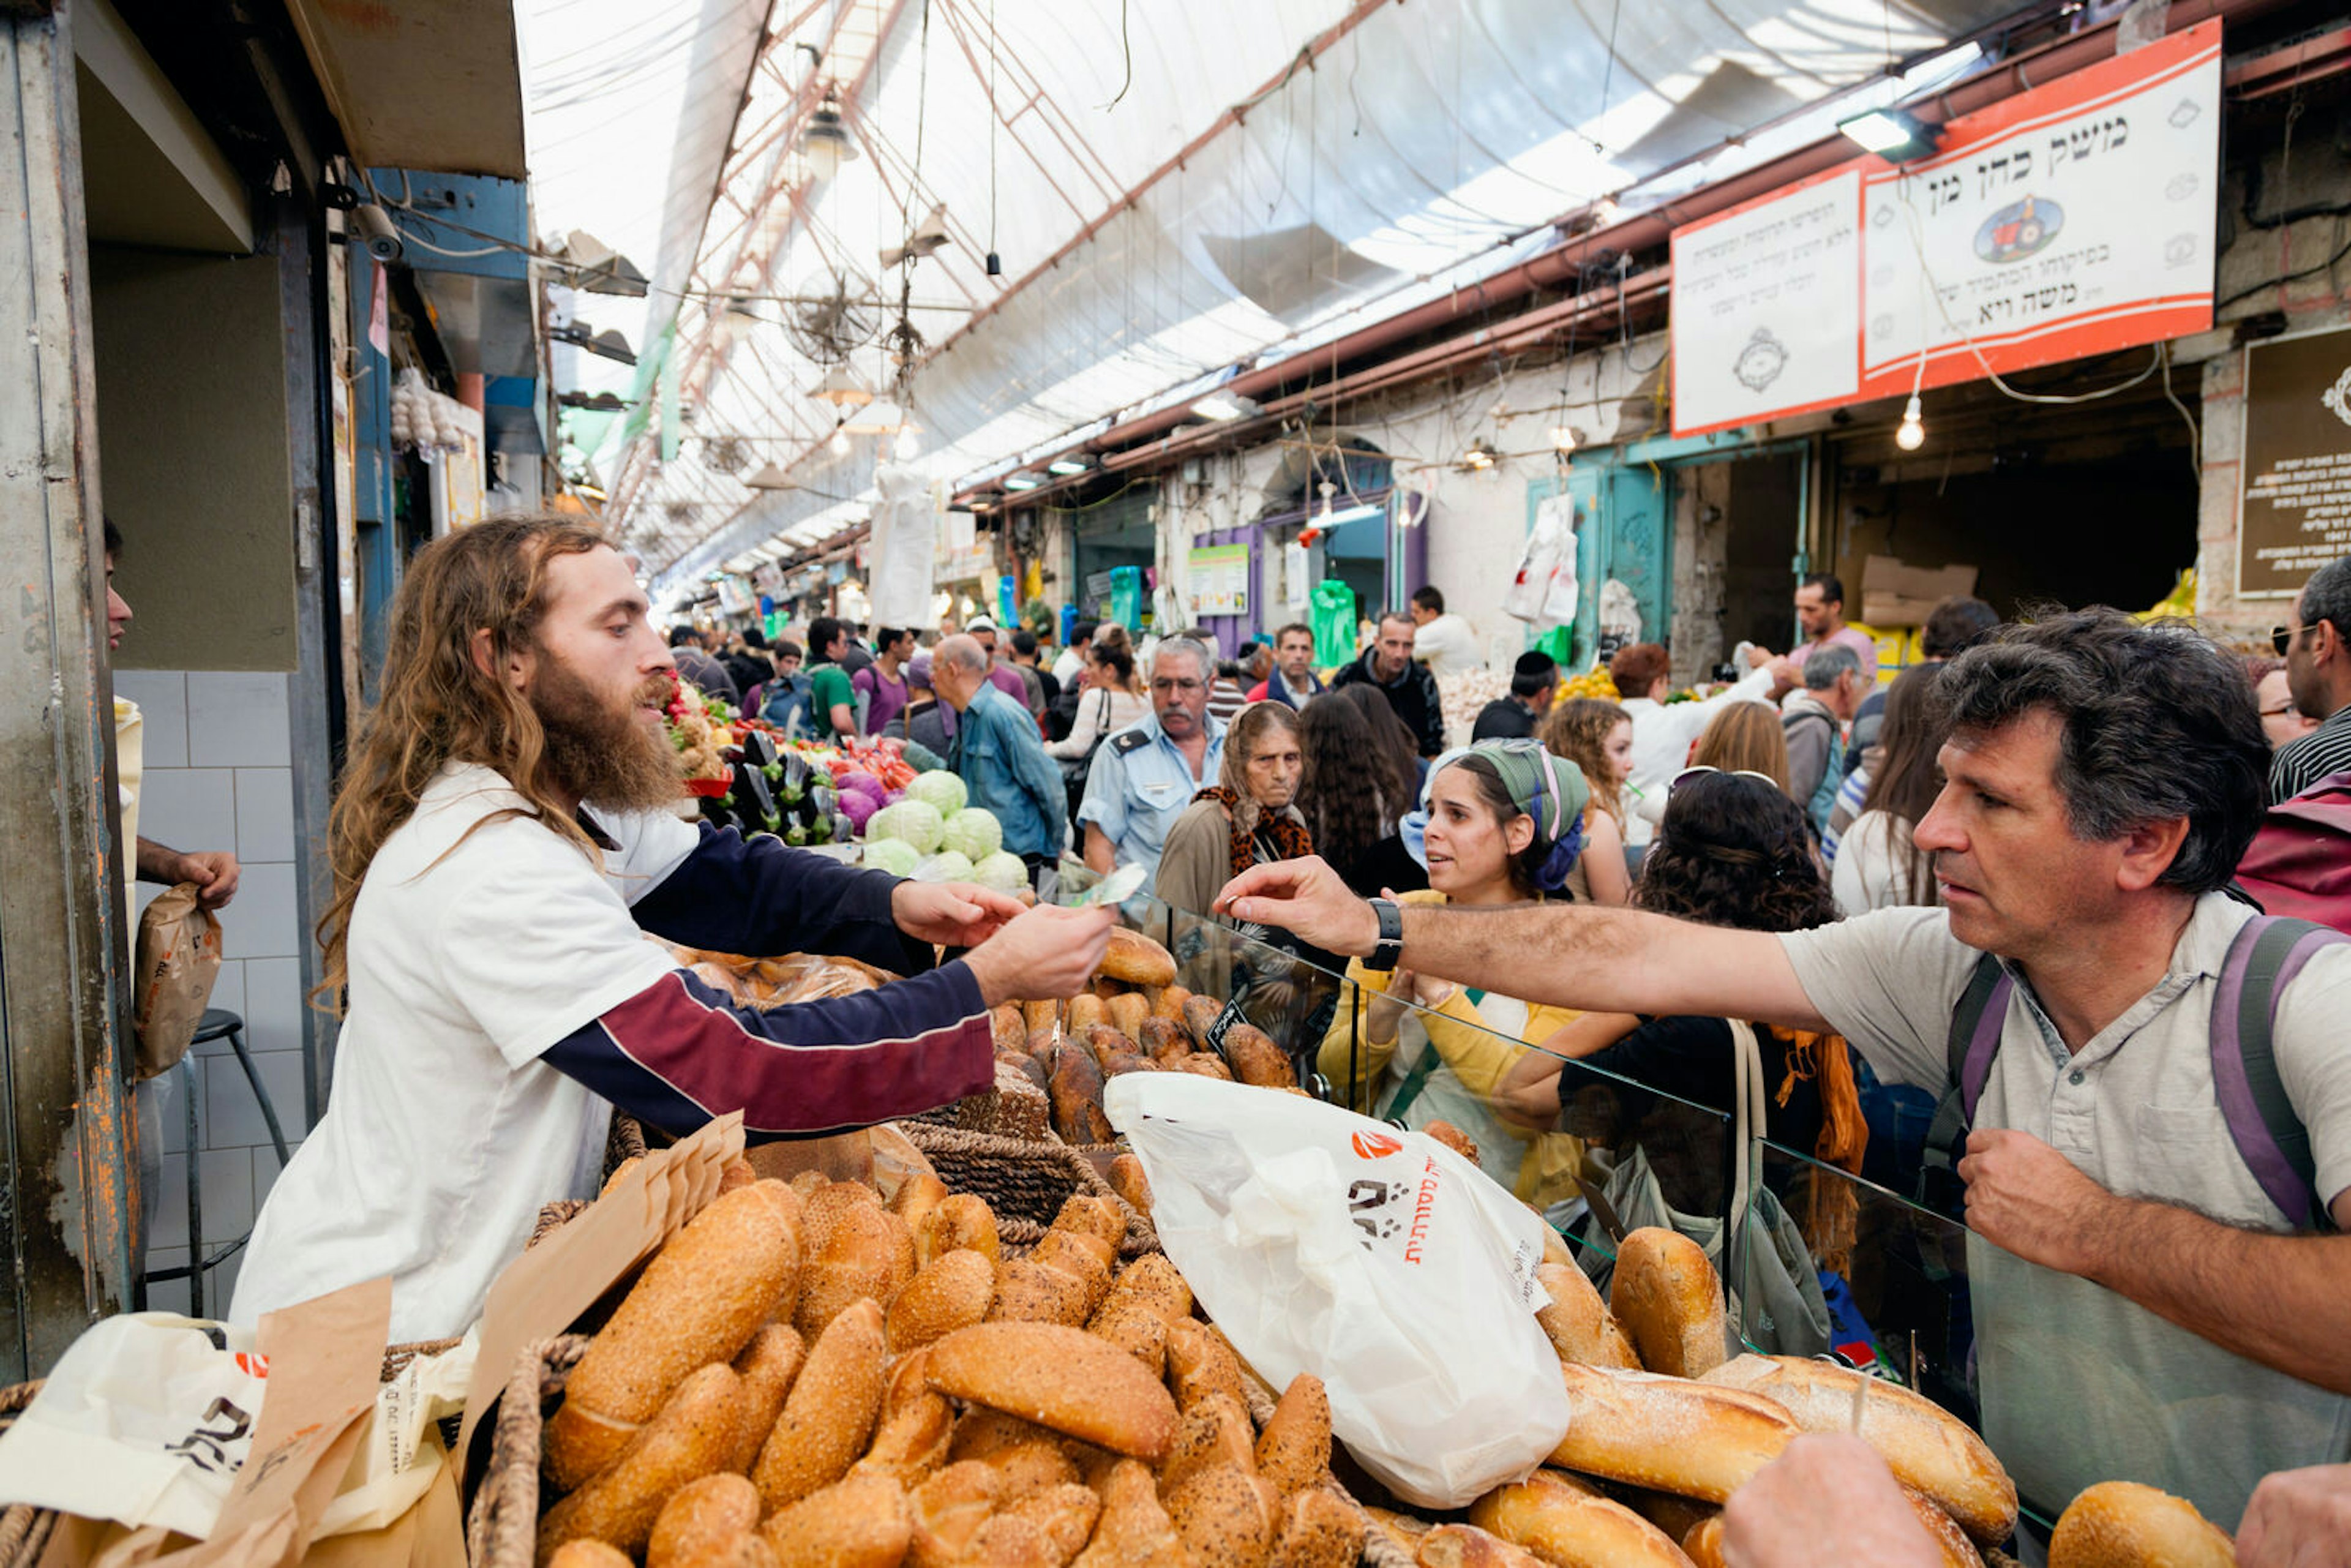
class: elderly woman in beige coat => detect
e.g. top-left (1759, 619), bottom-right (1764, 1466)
top-left (1152, 702), bottom-right (1315, 996)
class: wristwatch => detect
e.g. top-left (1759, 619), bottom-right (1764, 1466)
top-left (1363, 897), bottom-right (1405, 972)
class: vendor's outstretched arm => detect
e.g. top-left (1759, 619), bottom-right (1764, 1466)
top-left (626, 820), bottom-right (938, 971)
top-left (1960, 1128), bottom-right (2351, 1394)
top-left (1217, 856), bottom-right (1827, 1030)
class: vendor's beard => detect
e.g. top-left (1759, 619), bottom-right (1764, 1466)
top-left (530, 659), bottom-right (680, 814)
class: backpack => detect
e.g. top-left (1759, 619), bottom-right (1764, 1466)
top-left (2234, 770), bottom-right (2351, 934)
top-left (1919, 915), bottom-right (2344, 1232)
top-left (1782, 706), bottom-right (1845, 831)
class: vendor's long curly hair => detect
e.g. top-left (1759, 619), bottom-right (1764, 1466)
top-left (1635, 770), bottom-right (1839, 933)
top-left (1297, 693), bottom-right (1406, 874)
top-left (313, 516), bottom-right (613, 1009)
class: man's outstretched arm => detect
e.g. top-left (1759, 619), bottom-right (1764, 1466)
top-left (1217, 855), bottom-right (1828, 1030)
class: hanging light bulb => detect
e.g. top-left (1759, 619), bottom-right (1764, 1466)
top-left (829, 421), bottom-right (852, 457)
top-left (1895, 395), bottom-right (1925, 451)
top-left (1549, 423), bottom-right (1578, 454)
top-left (894, 424), bottom-right (921, 460)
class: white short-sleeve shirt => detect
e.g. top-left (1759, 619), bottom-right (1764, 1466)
top-left (231, 764), bottom-right (697, 1341)
top-left (1780, 897), bottom-right (2351, 1529)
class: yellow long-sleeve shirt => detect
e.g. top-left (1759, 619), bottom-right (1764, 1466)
top-left (1314, 890), bottom-right (1588, 1207)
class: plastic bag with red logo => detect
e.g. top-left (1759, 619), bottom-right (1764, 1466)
top-left (1104, 1074), bottom-right (1570, 1506)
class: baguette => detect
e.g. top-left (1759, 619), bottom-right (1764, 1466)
top-left (1547, 1364), bottom-right (1799, 1502)
top-left (538, 1363), bottom-right (743, 1565)
top-left (1163, 1461), bottom-right (1283, 1568)
top-left (2049, 1481), bottom-right (2236, 1568)
top-left (758, 1469), bottom-right (912, 1568)
top-left (1166, 1318), bottom-right (1248, 1414)
top-left (1108, 1155), bottom-right (1155, 1220)
top-left (889, 1248), bottom-right (999, 1351)
top-left (925, 1322), bottom-right (1182, 1460)
top-left (795, 1203), bottom-right (916, 1339)
top-left (752, 1297), bottom-right (888, 1511)
top-left (546, 1182), bottom-right (801, 1491)
top-left (1100, 926), bottom-right (1178, 987)
top-left (1414, 1525), bottom-right (1548, 1568)
top-left (1608, 1228), bottom-right (1727, 1379)
top-left (1466, 1469), bottom-right (1695, 1568)
top-left (1253, 1375), bottom-right (1331, 1495)
top-left (1533, 1262), bottom-right (1641, 1370)
top-left (1698, 1354), bottom-right (2016, 1546)
top-left (1679, 1517), bottom-right (1727, 1568)
top-left (1071, 1458), bottom-right (1191, 1568)
top-left (1267, 1488), bottom-right (1366, 1568)
top-left (1163, 1392), bottom-right (1259, 1491)
top-left (725, 1324), bottom-right (806, 1474)
top-left (648, 1472), bottom-right (762, 1568)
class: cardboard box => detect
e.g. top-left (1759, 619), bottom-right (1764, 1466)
top-left (1861, 554), bottom-right (1979, 628)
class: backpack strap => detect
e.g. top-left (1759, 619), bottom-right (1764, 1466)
top-left (1918, 954), bottom-right (2012, 1207)
top-left (2211, 915), bottom-right (2345, 1232)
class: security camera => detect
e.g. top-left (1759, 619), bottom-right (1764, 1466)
top-left (351, 203), bottom-right (402, 263)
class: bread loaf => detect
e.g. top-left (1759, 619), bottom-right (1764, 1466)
top-left (2049, 1482), bottom-right (2236, 1568)
top-left (1163, 1392), bottom-right (1259, 1492)
top-left (891, 1169), bottom-right (951, 1236)
top-left (1466, 1469), bottom-right (1695, 1568)
top-left (990, 1257), bottom-right (1095, 1327)
top-left (1166, 1318), bottom-right (1248, 1414)
top-left (1698, 1353), bottom-right (2015, 1545)
top-left (1180, 996), bottom-right (1224, 1048)
top-left (1624, 1490), bottom-right (1715, 1546)
top-left (1422, 1120), bottom-right (1479, 1166)
top-left (907, 1460), bottom-right (1004, 1566)
top-left (758, 1469), bottom-right (912, 1568)
top-left (1153, 986), bottom-right (1194, 1023)
top-left (546, 1183), bottom-right (801, 1491)
top-left (890, 1248), bottom-right (999, 1351)
top-left (803, 1177), bottom-right (882, 1245)
top-left (991, 1004), bottom-right (1030, 1056)
top-left (1905, 1489), bottom-right (1989, 1568)
top-left (1267, 1488), bottom-right (1367, 1568)
top-left (1028, 1228), bottom-right (1115, 1311)
top-left (925, 1322), bottom-right (1182, 1460)
top-left (1024, 999), bottom-right (1059, 1035)
top-left (1002, 1482), bottom-right (1103, 1560)
top-left (1086, 1302), bottom-right (1169, 1376)
top-left (1413, 1524), bottom-right (1548, 1568)
top-left (1163, 1461), bottom-right (1283, 1568)
top-left (1100, 927), bottom-right (1178, 988)
top-left (1253, 1375), bottom-right (1331, 1495)
top-left (1179, 1054), bottom-right (1234, 1081)
top-left (1070, 1458), bottom-right (1188, 1567)
top-left (918, 1193), bottom-right (1001, 1268)
top-left (979, 1439), bottom-right (1082, 1499)
top-left (752, 1297), bottom-right (887, 1510)
top-left (1098, 1253), bottom-right (1192, 1327)
top-left (1070, 994), bottom-right (1109, 1033)
top-left (1049, 1042), bottom-right (1115, 1146)
top-left (1136, 1018), bottom-right (1187, 1063)
top-left (1223, 1024), bottom-right (1293, 1089)
top-left (1106, 992), bottom-right (1150, 1040)
top-left (725, 1324), bottom-right (806, 1474)
top-left (857, 1389), bottom-right (956, 1485)
top-left (547, 1545), bottom-right (634, 1568)
top-left (1680, 1517), bottom-right (1727, 1568)
top-left (1547, 1364), bottom-right (1799, 1502)
top-left (1108, 1155), bottom-right (1154, 1220)
top-left (1052, 1195), bottom-right (1128, 1251)
top-left (795, 1203), bottom-right (915, 1338)
top-left (648, 1472), bottom-right (762, 1568)
top-left (539, 1363), bottom-right (744, 1565)
top-left (1608, 1228), bottom-right (1727, 1379)
top-left (1533, 1261), bottom-right (1641, 1370)
top-left (948, 1408), bottom-right (1069, 1463)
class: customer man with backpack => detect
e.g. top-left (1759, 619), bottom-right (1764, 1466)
top-left (2272, 556), bottom-right (2351, 804)
top-left (1781, 643), bottom-right (1865, 833)
top-left (1220, 609), bottom-right (2351, 1534)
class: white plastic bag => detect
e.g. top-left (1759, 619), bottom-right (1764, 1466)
top-left (1503, 495), bottom-right (1573, 629)
top-left (1104, 1075), bottom-right (1570, 1506)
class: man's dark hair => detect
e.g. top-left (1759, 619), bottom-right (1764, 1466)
top-left (1937, 608), bottom-right (2268, 895)
top-left (1921, 595), bottom-right (2000, 660)
top-left (1071, 619), bottom-right (1099, 648)
top-left (1802, 572), bottom-right (1845, 607)
top-left (741, 626), bottom-right (768, 649)
top-left (2300, 557), bottom-right (2351, 639)
top-left (774, 639), bottom-right (803, 661)
top-left (878, 626), bottom-right (912, 653)
top-left (103, 516), bottom-right (122, 558)
top-left (1411, 585), bottom-right (1445, 615)
top-left (807, 616), bottom-right (847, 662)
top-left (1273, 621), bottom-right (1313, 646)
top-left (1011, 629), bottom-right (1038, 659)
top-left (1377, 610), bottom-right (1415, 636)
top-left (667, 625), bottom-right (702, 648)
top-left (1511, 654), bottom-right (1558, 700)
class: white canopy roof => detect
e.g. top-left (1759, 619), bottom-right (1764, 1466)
top-left (522, 0), bottom-right (2026, 595)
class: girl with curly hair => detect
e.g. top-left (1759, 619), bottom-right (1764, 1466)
top-left (1539, 697), bottom-right (1635, 905)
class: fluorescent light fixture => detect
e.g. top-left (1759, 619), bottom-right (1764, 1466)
top-left (1324, 502), bottom-right (1385, 527)
top-left (1191, 391), bottom-right (1261, 421)
top-left (1002, 473), bottom-right (1041, 492)
top-left (1047, 454), bottom-right (1096, 476)
top-left (1837, 107), bottom-right (1938, 160)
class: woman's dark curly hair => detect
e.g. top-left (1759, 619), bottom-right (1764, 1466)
top-left (1635, 771), bottom-right (1840, 933)
top-left (1298, 692), bottom-right (1410, 872)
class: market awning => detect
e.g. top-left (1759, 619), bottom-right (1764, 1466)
top-left (285, 0), bottom-right (528, 181)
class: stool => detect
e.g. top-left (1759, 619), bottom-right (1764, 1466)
top-left (142, 1009), bottom-right (292, 1318)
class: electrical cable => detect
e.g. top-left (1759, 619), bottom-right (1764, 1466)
top-left (1101, 0), bottom-right (1134, 111)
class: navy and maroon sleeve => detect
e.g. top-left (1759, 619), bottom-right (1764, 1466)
top-left (625, 821), bottom-right (930, 973)
top-left (541, 961), bottom-right (992, 1139)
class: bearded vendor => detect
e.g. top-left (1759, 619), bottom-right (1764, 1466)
top-left (232, 517), bottom-right (1111, 1341)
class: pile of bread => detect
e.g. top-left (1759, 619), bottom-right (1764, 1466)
top-left (986, 929), bottom-right (1297, 1147)
top-left (528, 1162), bottom-right (1361, 1568)
top-left (660, 947), bottom-right (902, 1008)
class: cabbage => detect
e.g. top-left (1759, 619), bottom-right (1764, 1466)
top-left (971, 850), bottom-right (1029, 893)
top-left (868, 798), bottom-right (943, 854)
top-left (861, 837), bottom-right (921, 877)
top-left (907, 770), bottom-right (968, 816)
top-left (940, 806), bottom-right (1002, 862)
top-left (837, 769), bottom-right (883, 798)
top-left (915, 850), bottom-right (973, 883)
top-left (837, 789), bottom-right (880, 833)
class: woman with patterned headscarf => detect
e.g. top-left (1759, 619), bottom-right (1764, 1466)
top-left (1315, 740), bottom-right (1595, 1208)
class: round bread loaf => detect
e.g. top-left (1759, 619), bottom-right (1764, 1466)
top-left (924, 1322), bottom-right (1181, 1460)
top-left (1698, 1353), bottom-right (2016, 1546)
top-left (917, 1192), bottom-right (1000, 1268)
top-left (545, 1182), bottom-right (801, 1491)
top-left (888, 1248), bottom-right (999, 1352)
top-left (1609, 1228), bottom-right (1728, 1379)
top-left (1533, 1261), bottom-right (1641, 1370)
top-left (1099, 926), bottom-right (1177, 987)
top-left (752, 1297), bottom-right (887, 1510)
top-left (2049, 1481), bottom-right (2236, 1568)
top-left (1548, 1364), bottom-right (1800, 1502)
top-left (547, 1545), bottom-right (633, 1568)
top-left (1468, 1469), bottom-right (1695, 1568)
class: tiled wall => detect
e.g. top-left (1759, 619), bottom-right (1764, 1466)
top-left (113, 669), bottom-right (312, 1316)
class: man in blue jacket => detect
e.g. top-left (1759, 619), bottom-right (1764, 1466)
top-left (935, 634), bottom-right (1067, 881)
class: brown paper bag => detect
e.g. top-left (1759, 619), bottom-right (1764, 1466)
top-left (130, 885), bottom-right (222, 1080)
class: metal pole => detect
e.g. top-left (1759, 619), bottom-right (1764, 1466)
top-left (0, 0), bottom-right (137, 1376)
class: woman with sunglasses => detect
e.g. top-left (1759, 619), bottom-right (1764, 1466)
top-left (1314, 741), bottom-right (1594, 1208)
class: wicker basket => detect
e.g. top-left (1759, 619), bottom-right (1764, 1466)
top-left (898, 1120), bottom-right (1157, 1259)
